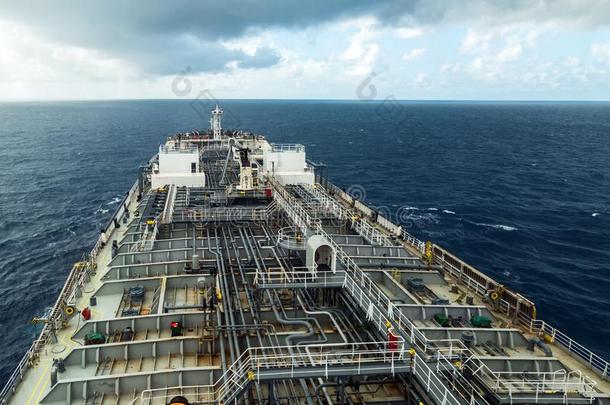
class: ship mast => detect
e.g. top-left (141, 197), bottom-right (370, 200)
top-left (210, 104), bottom-right (223, 140)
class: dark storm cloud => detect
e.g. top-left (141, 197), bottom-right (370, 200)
top-left (1, 0), bottom-right (608, 75)
top-left (1, 0), bottom-right (411, 75)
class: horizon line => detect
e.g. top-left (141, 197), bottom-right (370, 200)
top-left (1, 97), bottom-right (610, 103)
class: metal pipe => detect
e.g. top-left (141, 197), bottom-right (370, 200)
top-left (242, 226), bottom-right (299, 401)
top-left (297, 294), bottom-right (347, 343)
top-left (222, 225), bottom-right (263, 403)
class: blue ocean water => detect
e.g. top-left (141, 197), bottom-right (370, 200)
top-left (0, 100), bottom-right (608, 384)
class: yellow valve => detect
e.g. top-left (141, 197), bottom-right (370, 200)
top-left (408, 348), bottom-right (416, 357)
top-left (31, 317), bottom-right (48, 325)
top-left (216, 290), bottom-right (222, 301)
top-left (385, 321), bottom-right (391, 328)
top-left (247, 370), bottom-right (255, 381)
top-left (146, 219), bottom-right (155, 225)
top-left (424, 241), bottom-right (433, 264)
top-left (490, 285), bottom-right (505, 301)
top-left (453, 361), bottom-right (462, 369)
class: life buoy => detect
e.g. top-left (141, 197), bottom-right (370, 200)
top-left (490, 292), bottom-right (499, 300)
top-left (65, 306), bottom-right (76, 316)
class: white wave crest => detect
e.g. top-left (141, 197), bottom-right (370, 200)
top-left (476, 222), bottom-right (518, 231)
top-left (442, 210), bottom-right (456, 214)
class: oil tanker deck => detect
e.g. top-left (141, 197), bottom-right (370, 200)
top-left (2, 106), bottom-right (609, 405)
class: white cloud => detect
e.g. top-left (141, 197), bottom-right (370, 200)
top-left (0, 19), bottom-right (132, 84)
top-left (402, 48), bottom-right (426, 61)
top-left (2, 4), bottom-right (610, 100)
top-left (563, 56), bottom-right (580, 67)
top-left (414, 73), bottom-right (427, 85)
top-left (440, 62), bottom-right (462, 74)
top-left (338, 18), bottom-right (380, 76)
top-left (461, 29), bottom-right (493, 53)
top-left (591, 43), bottom-right (610, 64)
top-left (395, 27), bottom-right (424, 39)
top-left (221, 32), bottom-right (275, 55)
top-left (496, 43), bottom-right (523, 62)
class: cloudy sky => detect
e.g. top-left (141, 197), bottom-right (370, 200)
top-left (1, 0), bottom-right (610, 100)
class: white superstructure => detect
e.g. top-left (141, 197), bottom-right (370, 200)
top-left (151, 140), bottom-right (205, 188)
top-left (262, 143), bottom-right (314, 185)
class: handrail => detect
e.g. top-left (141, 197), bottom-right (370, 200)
top-left (270, 176), bottom-right (600, 404)
top-left (277, 226), bottom-right (307, 250)
top-left (430, 244), bottom-right (610, 382)
top-left (160, 184), bottom-right (176, 224)
top-left (270, 143), bottom-right (305, 153)
top-left (319, 181), bottom-right (425, 252)
top-left (0, 182), bottom-right (139, 405)
top-left (525, 318), bottom-right (610, 380)
top-left (307, 184), bottom-right (395, 246)
top-left (180, 206), bottom-right (272, 222)
top-left (432, 244), bottom-right (537, 323)
top-left (133, 340), bottom-right (408, 405)
top-left (435, 351), bottom-right (484, 405)
top-left (254, 267), bottom-right (347, 289)
top-left (159, 144), bottom-right (198, 154)
top-left (269, 176), bottom-right (467, 404)
top-left (489, 369), bottom-right (597, 396)
top-left (91, 181), bottom-right (139, 260)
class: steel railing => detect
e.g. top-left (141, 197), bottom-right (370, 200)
top-left (90, 181), bottom-right (139, 260)
top-left (432, 245), bottom-right (536, 323)
top-left (525, 318), bottom-right (610, 380)
top-left (0, 182), bottom-right (139, 404)
top-left (132, 340), bottom-right (409, 405)
top-left (276, 226), bottom-right (307, 250)
top-left (270, 143), bottom-right (305, 153)
top-left (269, 176), bottom-right (605, 403)
top-left (254, 266), bottom-right (347, 289)
top-left (159, 144), bottom-right (198, 154)
top-left (319, 181), bottom-right (425, 252)
top-left (159, 184), bottom-right (176, 224)
top-left (270, 176), bottom-right (467, 404)
top-left (179, 205), bottom-right (274, 223)
top-left (307, 184), bottom-right (395, 246)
